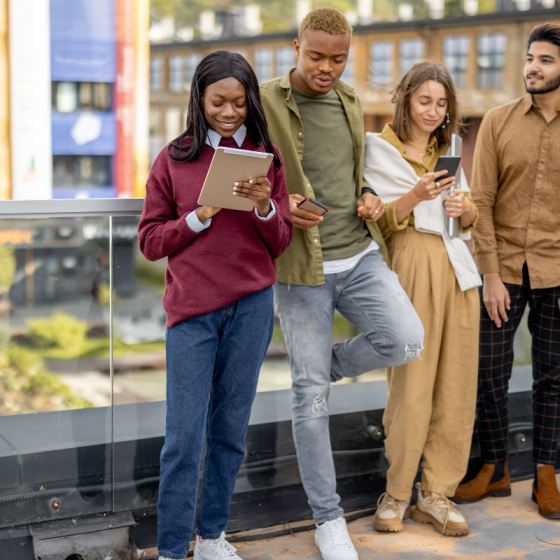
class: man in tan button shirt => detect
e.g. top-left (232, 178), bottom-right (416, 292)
top-left (454, 24), bottom-right (560, 519)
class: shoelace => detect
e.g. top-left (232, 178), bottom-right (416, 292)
top-left (327, 518), bottom-right (353, 549)
top-left (376, 492), bottom-right (398, 513)
top-left (213, 535), bottom-right (239, 558)
top-left (423, 494), bottom-right (461, 534)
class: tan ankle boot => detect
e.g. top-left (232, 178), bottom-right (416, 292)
top-left (533, 465), bottom-right (560, 519)
top-left (453, 461), bottom-right (511, 504)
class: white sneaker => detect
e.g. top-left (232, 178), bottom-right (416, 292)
top-left (373, 492), bottom-right (412, 532)
top-left (194, 532), bottom-right (242, 560)
top-left (315, 517), bottom-right (359, 560)
top-left (411, 482), bottom-right (469, 536)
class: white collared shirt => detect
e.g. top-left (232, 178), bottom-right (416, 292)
top-left (186, 124), bottom-right (275, 232)
top-left (205, 124), bottom-right (247, 150)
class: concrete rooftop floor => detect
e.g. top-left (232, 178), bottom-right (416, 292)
top-left (139, 476), bottom-right (560, 560)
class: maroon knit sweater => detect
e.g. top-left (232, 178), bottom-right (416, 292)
top-left (138, 135), bottom-right (293, 327)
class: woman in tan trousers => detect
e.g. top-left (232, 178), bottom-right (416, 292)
top-left (363, 62), bottom-right (481, 537)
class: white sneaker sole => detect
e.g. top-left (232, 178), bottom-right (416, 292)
top-left (317, 551), bottom-right (359, 560)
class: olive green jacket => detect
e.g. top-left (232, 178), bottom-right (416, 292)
top-left (260, 70), bottom-right (389, 286)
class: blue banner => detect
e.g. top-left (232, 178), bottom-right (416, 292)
top-left (52, 186), bottom-right (117, 199)
top-left (52, 112), bottom-right (117, 155)
top-left (50, 0), bottom-right (116, 82)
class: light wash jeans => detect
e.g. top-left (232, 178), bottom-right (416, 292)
top-left (274, 250), bottom-right (424, 523)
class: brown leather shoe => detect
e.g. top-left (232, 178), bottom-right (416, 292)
top-left (453, 461), bottom-right (511, 504)
top-left (532, 465), bottom-right (560, 519)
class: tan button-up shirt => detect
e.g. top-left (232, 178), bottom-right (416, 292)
top-left (471, 94), bottom-right (560, 289)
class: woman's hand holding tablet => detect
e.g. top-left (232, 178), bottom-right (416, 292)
top-left (233, 176), bottom-right (272, 217)
top-left (196, 205), bottom-right (221, 222)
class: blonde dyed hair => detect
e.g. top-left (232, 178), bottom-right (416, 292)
top-left (392, 61), bottom-right (462, 147)
top-left (299, 7), bottom-right (353, 39)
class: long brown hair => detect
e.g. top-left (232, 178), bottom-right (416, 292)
top-left (391, 61), bottom-right (461, 146)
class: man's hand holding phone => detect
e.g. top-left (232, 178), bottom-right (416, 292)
top-left (289, 194), bottom-right (325, 230)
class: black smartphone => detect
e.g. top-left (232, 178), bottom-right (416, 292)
top-left (433, 156), bottom-right (461, 182)
top-left (297, 197), bottom-right (329, 216)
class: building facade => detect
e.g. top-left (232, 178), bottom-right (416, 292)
top-left (0, 0), bottom-right (149, 201)
top-left (149, 8), bottom-right (560, 181)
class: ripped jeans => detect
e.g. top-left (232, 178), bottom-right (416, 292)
top-left (274, 250), bottom-right (423, 523)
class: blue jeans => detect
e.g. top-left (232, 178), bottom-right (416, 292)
top-left (274, 250), bottom-right (424, 523)
top-left (157, 287), bottom-right (274, 559)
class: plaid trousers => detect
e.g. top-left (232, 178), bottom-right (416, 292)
top-left (477, 263), bottom-right (560, 465)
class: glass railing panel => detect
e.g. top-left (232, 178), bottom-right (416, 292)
top-left (513, 306), bottom-right (532, 367)
top-left (111, 215), bottom-right (165, 512)
top-left (0, 216), bottom-right (113, 527)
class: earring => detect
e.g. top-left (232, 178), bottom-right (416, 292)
top-left (441, 113), bottom-right (450, 128)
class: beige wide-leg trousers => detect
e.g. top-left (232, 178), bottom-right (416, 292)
top-left (383, 227), bottom-right (479, 501)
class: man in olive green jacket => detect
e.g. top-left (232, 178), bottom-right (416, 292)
top-left (260, 8), bottom-right (423, 560)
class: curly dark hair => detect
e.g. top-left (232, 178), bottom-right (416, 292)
top-left (168, 50), bottom-right (281, 168)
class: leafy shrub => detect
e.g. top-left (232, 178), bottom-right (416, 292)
top-left (0, 345), bottom-right (91, 414)
top-left (27, 313), bottom-right (88, 352)
top-left (0, 246), bottom-right (15, 294)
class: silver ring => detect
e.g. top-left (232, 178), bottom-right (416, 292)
top-left (375, 210), bottom-right (379, 214)
top-left (435, 181), bottom-right (441, 189)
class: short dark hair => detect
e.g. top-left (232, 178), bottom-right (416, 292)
top-left (168, 50), bottom-right (280, 168)
top-left (298, 7), bottom-right (352, 39)
top-left (391, 61), bottom-right (461, 147)
top-left (528, 23), bottom-right (560, 54)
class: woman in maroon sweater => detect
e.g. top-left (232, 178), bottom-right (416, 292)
top-left (138, 51), bottom-right (292, 560)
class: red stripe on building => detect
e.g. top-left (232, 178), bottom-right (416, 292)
top-left (115, 0), bottom-right (135, 197)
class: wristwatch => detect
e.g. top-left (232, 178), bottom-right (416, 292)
top-left (361, 187), bottom-right (378, 197)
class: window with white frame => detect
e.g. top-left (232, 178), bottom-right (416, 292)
top-left (341, 47), bottom-right (354, 87)
top-left (477, 33), bottom-right (507, 89)
top-left (399, 39), bottom-right (424, 77)
top-left (370, 41), bottom-right (394, 86)
top-left (255, 48), bottom-right (273, 84)
top-left (276, 47), bottom-right (294, 77)
top-left (184, 53), bottom-right (202, 88)
top-left (169, 56), bottom-right (184, 93)
top-left (150, 57), bottom-right (164, 93)
top-left (443, 35), bottom-right (470, 89)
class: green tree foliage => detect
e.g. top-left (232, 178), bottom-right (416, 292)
top-left (0, 246), bottom-right (15, 295)
top-left (0, 341), bottom-right (92, 415)
top-left (152, 0), bottom-right (491, 37)
top-left (153, 0), bottom-right (378, 35)
top-left (27, 313), bottom-right (88, 353)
